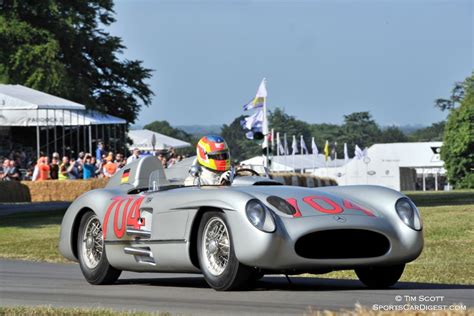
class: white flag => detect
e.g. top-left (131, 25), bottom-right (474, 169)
top-left (300, 135), bottom-right (308, 155)
top-left (284, 133), bottom-right (289, 155)
top-left (354, 144), bottom-right (364, 159)
top-left (276, 132), bottom-right (285, 155)
top-left (241, 107), bottom-right (263, 130)
top-left (344, 143), bottom-right (349, 163)
top-left (243, 78), bottom-right (267, 111)
top-left (291, 135), bottom-right (299, 155)
top-left (311, 137), bottom-right (318, 155)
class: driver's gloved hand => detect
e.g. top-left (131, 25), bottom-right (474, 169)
top-left (219, 170), bottom-right (233, 185)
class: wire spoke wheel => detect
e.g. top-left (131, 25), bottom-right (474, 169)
top-left (202, 217), bottom-right (230, 276)
top-left (81, 215), bottom-right (104, 269)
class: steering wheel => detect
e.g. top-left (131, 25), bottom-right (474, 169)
top-left (234, 168), bottom-right (260, 177)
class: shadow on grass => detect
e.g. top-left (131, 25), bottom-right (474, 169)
top-left (0, 209), bottom-right (66, 228)
top-left (405, 190), bottom-right (474, 207)
top-left (116, 275), bottom-right (474, 291)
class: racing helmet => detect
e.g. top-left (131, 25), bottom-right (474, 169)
top-left (196, 135), bottom-right (231, 172)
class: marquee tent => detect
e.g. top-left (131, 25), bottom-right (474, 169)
top-left (128, 129), bottom-right (191, 151)
top-left (0, 84), bottom-right (126, 157)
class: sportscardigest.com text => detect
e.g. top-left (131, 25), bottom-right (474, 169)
top-left (372, 295), bottom-right (467, 312)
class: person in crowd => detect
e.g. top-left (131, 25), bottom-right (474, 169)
top-left (6, 160), bottom-right (20, 181)
top-left (37, 157), bottom-right (50, 181)
top-left (91, 156), bottom-right (101, 178)
top-left (103, 155), bottom-right (117, 178)
top-left (50, 156), bottom-right (59, 180)
top-left (95, 142), bottom-right (105, 162)
top-left (115, 153), bottom-right (126, 170)
top-left (83, 154), bottom-right (96, 180)
top-left (0, 159), bottom-right (9, 180)
top-left (59, 156), bottom-right (72, 180)
top-left (184, 135), bottom-right (233, 186)
top-left (126, 148), bottom-right (141, 164)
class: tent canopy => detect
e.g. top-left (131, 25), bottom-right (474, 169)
top-left (128, 129), bottom-right (191, 151)
top-left (0, 84), bottom-right (85, 110)
top-left (0, 108), bottom-right (126, 126)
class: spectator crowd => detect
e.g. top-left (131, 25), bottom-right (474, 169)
top-left (0, 142), bottom-right (186, 181)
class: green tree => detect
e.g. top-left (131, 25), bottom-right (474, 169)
top-left (408, 121), bottom-right (445, 142)
top-left (0, 0), bottom-right (153, 123)
top-left (379, 126), bottom-right (408, 143)
top-left (340, 112), bottom-right (381, 152)
top-left (221, 115), bottom-right (261, 162)
top-left (441, 73), bottom-right (474, 188)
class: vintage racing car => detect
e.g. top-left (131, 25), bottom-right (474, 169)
top-left (59, 156), bottom-right (423, 290)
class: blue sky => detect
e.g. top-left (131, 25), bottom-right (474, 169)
top-left (109, 0), bottom-right (473, 127)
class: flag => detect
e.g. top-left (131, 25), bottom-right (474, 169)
top-left (291, 135), bottom-right (298, 155)
top-left (240, 107), bottom-right (263, 131)
top-left (354, 144), bottom-right (364, 159)
top-left (243, 78), bottom-right (267, 111)
top-left (311, 137), bottom-right (318, 155)
top-left (344, 143), bottom-right (349, 163)
top-left (324, 140), bottom-right (329, 161)
top-left (276, 132), bottom-right (285, 155)
top-left (331, 142), bottom-right (337, 160)
top-left (300, 135), bottom-right (308, 155)
top-left (284, 133), bottom-right (289, 155)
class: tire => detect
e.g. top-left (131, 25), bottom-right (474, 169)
top-left (197, 211), bottom-right (253, 291)
top-left (355, 264), bottom-right (405, 288)
top-left (77, 211), bottom-right (121, 285)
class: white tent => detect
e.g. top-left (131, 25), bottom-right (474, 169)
top-left (0, 84), bottom-right (127, 157)
top-left (312, 142), bottom-right (445, 191)
top-left (0, 84), bottom-right (85, 110)
top-left (0, 108), bottom-right (125, 126)
top-left (128, 129), bottom-right (191, 151)
top-left (241, 154), bottom-right (346, 172)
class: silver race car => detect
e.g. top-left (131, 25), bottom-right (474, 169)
top-left (59, 156), bottom-right (423, 291)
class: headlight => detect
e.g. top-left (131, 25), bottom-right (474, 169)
top-left (246, 199), bottom-right (276, 232)
top-left (267, 196), bottom-right (297, 216)
top-left (395, 198), bottom-right (422, 231)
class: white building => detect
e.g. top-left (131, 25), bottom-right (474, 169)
top-left (312, 142), bottom-right (445, 191)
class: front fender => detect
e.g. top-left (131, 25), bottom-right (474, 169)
top-left (58, 188), bottom-right (119, 261)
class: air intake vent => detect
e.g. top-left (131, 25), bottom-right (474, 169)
top-left (295, 229), bottom-right (390, 259)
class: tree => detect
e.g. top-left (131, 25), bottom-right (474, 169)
top-left (441, 72), bottom-right (474, 188)
top-left (0, 0), bottom-right (153, 124)
top-left (340, 112), bottom-right (381, 152)
top-left (379, 126), bottom-right (408, 143)
top-left (221, 116), bottom-right (261, 162)
top-left (144, 121), bottom-right (197, 156)
top-left (408, 121), bottom-right (445, 142)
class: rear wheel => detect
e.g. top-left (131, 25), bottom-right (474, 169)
top-left (77, 211), bottom-right (121, 284)
top-left (197, 211), bottom-right (253, 291)
top-left (355, 264), bottom-right (405, 288)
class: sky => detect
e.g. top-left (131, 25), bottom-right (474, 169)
top-left (109, 0), bottom-right (473, 127)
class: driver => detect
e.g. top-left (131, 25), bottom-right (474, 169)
top-left (184, 135), bottom-right (234, 186)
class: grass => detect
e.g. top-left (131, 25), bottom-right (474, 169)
top-left (0, 190), bottom-right (473, 284)
top-left (0, 306), bottom-right (171, 316)
top-left (1, 305), bottom-right (472, 316)
top-left (0, 210), bottom-right (69, 263)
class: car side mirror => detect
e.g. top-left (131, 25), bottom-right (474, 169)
top-left (189, 165), bottom-right (202, 178)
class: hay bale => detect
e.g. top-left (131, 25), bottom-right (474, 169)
top-left (0, 181), bottom-right (32, 202)
top-left (20, 178), bottom-right (109, 202)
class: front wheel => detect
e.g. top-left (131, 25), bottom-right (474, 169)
top-left (77, 211), bottom-right (121, 284)
top-left (355, 264), bottom-right (405, 288)
top-left (197, 211), bottom-right (253, 291)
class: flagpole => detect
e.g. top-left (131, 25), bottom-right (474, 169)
top-left (262, 80), bottom-right (269, 169)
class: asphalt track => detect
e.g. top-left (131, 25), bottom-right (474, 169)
top-left (1, 260), bottom-right (473, 315)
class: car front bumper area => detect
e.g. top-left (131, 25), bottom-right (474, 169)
top-left (228, 212), bottom-right (423, 272)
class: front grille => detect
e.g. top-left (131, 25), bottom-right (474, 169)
top-left (295, 229), bottom-right (390, 259)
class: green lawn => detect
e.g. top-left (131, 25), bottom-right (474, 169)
top-left (0, 190), bottom-right (473, 284)
top-left (0, 306), bottom-right (170, 316)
